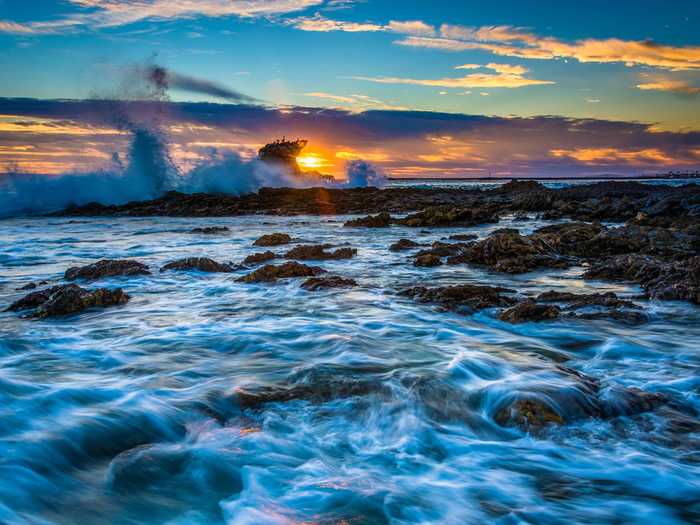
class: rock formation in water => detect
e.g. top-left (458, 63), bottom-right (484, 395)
top-left (257, 138), bottom-right (308, 176)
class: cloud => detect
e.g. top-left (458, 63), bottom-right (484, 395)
top-left (396, 24), bottom-right (700, 71)
top-left (289, 13), bottom-right (435, 36)
top-left (0, 0), bottom-right (326, 34)
top-left (351, 63), bottom-right (554, 89)
top-left (636, 79), bottom-right (700, 95)
top-left (550, 147), bottom-right (675, 165)
top-left (300, 92), bottom-right (408, 110)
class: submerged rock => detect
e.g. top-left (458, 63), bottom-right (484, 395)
top-left (65, 259), bottom-right (151, 281)
top-left (494, 399), bottom-right (565, 429)
top-left (243, 251), bottom-right (276, 265)
top-left (389, 238), bottom-right (421, 252)
top-left (6, 284), bottom-right (129, 318)
top-left (414, 254), bottom-right (443, 267)
top-left (400, 284), bottom-right (516, 313)
top-left (535, 290), bottom-right (637, 309)
top-left (301, 275), bottom-right (357, 291)
top-left (344, 212), bottom-right (392, 228)
top-left (160, 257), bottom-right (233, 273)
top-left (253, 233), bottom-right (291, 247)
top-left (189, 226), bottom-right (230, 234)
top-left (446, 233), bottom-right (477, 241)
top-left (284, 244), bottom-right (356, 260)
top-left (498, 300), bottom-right (560, 323)
top-left (237, 261), bottom-right (325, 283)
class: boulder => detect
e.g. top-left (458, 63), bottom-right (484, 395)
top-left (389, 238), bottom-right (421, 252)
top-left (253, 233), bottom-right (291, 246)
top-left (243, 251), bottom-right (276, 265)
top-left (65, 259), bottom-right (151, 281)
top-left (400, 284), bottom-right (516, 313)
top-left (301, 275), bottom-right (357, 291)
top-left (284, 245), bottom-right (356, 260)
top-left (344, 212), bottom-right (392, 228)
top-left (414, 254), bottom-right (443, 267)
top-left (6, 284), bottom-right (129, 318)
top-left (237, 261), bottom-right (325, 283)
top-left (160, 257), bottom-right (233, 273)
top-left (498, 300), bottom-right (560, 323)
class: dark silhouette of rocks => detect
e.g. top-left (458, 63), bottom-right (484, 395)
top-left (243, 251), bottom-right (277, 265)
top-left (301, 275), bottom-right (357, 291)
top-left (499, 300), bottom-right (561, 323)
top-left (237, 261), bottom-right (324, 283)
top-left (189, 226), bottom-right (230, 234)
top-left (399, 284), bottom-right (517, 313)
top-left (253, 233), bottom-right (291, 246)
top-left (160, 257), bottom-right (233, 273)
top-left (7, 284), bottom-right (129, 318)
top-left (284, 245), bottom-right (356, 260)
top-left (389, 238), bottom-right (421, 251)
top-left (414, 254), bottom-right (443, 267)
top-left (344, 212), bottom-right (392, 228)
top-left (65, 259), bottom-right (151, 281)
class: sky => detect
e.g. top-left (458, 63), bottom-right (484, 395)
top-left (0, 0), bottom-right (699, 178)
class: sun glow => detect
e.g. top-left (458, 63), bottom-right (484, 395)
top-left (296, 153), bottom-right (329, 170)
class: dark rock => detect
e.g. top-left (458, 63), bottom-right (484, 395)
top-left (499, 300), bottom-right (560, 323)
top-left (237, 261), bottom-right (325, 283)
top-left (16, 281), bottom-right (47, 291)
top-left (389, 238), bottom-right (420, 251)
top-left (253, 233), bottom-right (291, 246)
top-left (65, 259), bottom-right (151, 281)
top-left (400, 284), bottom-right (516, 313)
top-left (447, 234), bottom-right (477, 241)
top-left (189, 226), bottom-right (230, 234)
top-left (284, 244), bottom-right (356, 260)
top-left (301, 275), bottom-right (357, 291)
top-left (399, 205), bottom-right (499, 228)
top-left (416, 241), bottom-right (467, 258)
top-left (513, 212), bottom-right (530, 221)
top-left (160, 257), bottom-right (233, 273)
top-left (573, 309), bottom-right (648, 325)
top-left (414, 254), bottom-right (443, 267)
top-left (243, 251), bottom-right (276, 265)
top-left (535, 290), bottom-right (638, 310)
top-left (494, 399), bottom-right (565, 429)
top-left (7, 284), bottom-right (129, 318)
top-left (344, 212), bottom-right (392, 228)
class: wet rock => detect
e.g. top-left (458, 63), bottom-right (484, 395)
top-left (389, 238), bottom-right (421, 252)
top-left (400, 284), bottom-right (516, 313)
top-left (416, 241), bottom-right (467, 258)
top-left (301, 275), bottom-right (357, 291)
top-left (253, 233), bottom-right (291, 246)
top-left (398, 205), bottom-right (499, 228)
top-left (494, 399), bottom-right (565, 429)
top-left (344, 212), bottom-right (392, 228)
top-left (513, 212), bottom-right (530, 221)
top-left (414, 254), bottom-right (443, 267)
top-left (530, 222), bottom-right (604, 256)
top-left (535, 290), bottom-right (638, 310)
top-left (16, 280), bottom-right (48, 291)
top-left (243, 251), bottom-right (276, 265)
top-left (189, 226), bottom-right (230, 234)
top-left (446, 234), bottom-right (477, 241)
top-left (498, 300), bottom-right (560, 323)
top-left (65, 259), bottom-right (151, 281)
top-left (160, 257), bottom-right (233, 273)
top-left (448, 229), bottom-right (568, 273)
top-left (7, 284), bottom-right (129, 318)
top-left (284, 244), bottom-right (356, 260)
top-left (237, 261), bottom-right (325, 283)
top-left (572, 309), bottom-right (648, 325)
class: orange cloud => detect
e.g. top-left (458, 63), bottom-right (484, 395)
top-left (550, 147), bottom-right (677, 165)
top-left (636, 79), bottom-right (700, 95)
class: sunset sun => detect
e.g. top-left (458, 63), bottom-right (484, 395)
top-left (297, 153), bottom-right (326, 170)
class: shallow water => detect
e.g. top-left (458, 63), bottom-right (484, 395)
top-left (0, 213), bottom-right (699, 525)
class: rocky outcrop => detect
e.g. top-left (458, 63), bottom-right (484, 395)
top-left (399, 284), bottom-right (517, 313)
top-left (284, 245), bottom-right (356, 260)
top-left (237, 261), bottom-right (325, 283)
top-left (498, 300), bottom-right (560, 323)
top-left (414, 254), bottom-right (443, 267)
top-left (65, 259), bottom-right (151, 281)
top-left (389, 238), bottom-right (421, 252)
top-left (189, 226), bottom-right (230, 234)
top-left (6, 284), bottom-right (129, 318)
top-left (253, 233), bottom-right (291, 246)
top-left (243, 251), bottom-right (276, 265)
top-left (398, 205), bottom-right (499, 228)
top-left (301, 275), bottom-right (357, 291)
top-left (344, 212), bottom-right (392, 228)
top-left (160, 257), bottom-right (233, 273)
top-left (258, 139), bottom-right (307, 176)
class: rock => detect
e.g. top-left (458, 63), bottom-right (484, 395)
top-left (160, 257), bottom-right (233, 273)
top-left (399, 284), bottom-right (516, 313)
top-left (448, 229), bottom-right (568, 273)
top-left (253, 233), bottom-right (291, 246)
top-left (414, 254), bottom-right (443, 267)
top-left (398, 205), bottom-right (499, 228)
top-left (498, 300), bottom-right (560, 323)
top-left (16, 281), bottom-right (47, 291)
top-left (237, 261), bottom-right (325, 283)
top-left (389, 238), bottom-right (420, 252)
top-left (284, 245), bottom-right (356, 260)
top-left (7, 284), bottom-right (129, 318)
top-left (301, 275), bottom-right (357, 291)
top-left (65, 259), bottom-right (151, 281)
top-left (416, 241), bottom-right (466, 258)
top-left (535, 290), bottom-right (638, 310)
top-left (573, 309), bottom-right (648, 325)
top-left (243, 251), bottom-right (276, 265)
top-left (494, 399), bottom-right (565, 429)
top-left (447, 234), bottom-right (477, 241)
top-left (513, 212), bottom-right (530, 221)
top-left (344, 212), bottom-right (392, 228)
top-left (257, 138), bottom-right (308, 176)
top-left (189, 226), bottom-right (230, 234)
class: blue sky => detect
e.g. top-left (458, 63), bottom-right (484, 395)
top-left (0, 1), bottom-right (699, 176)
